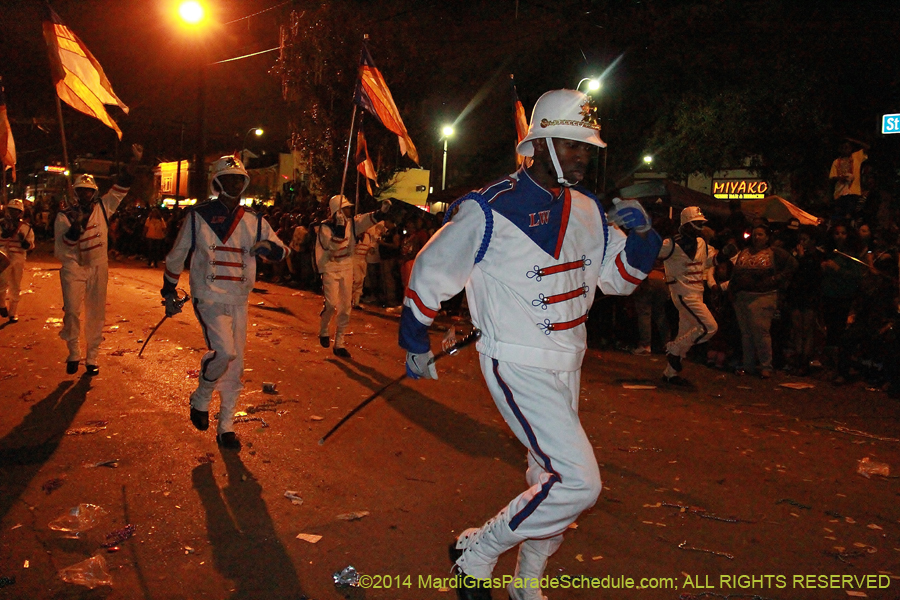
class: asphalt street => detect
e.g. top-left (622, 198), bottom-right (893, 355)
top-left (1, 246), bottom-right (899, 600)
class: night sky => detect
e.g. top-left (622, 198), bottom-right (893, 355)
top-left (2, 0), bottom-right (899, 196)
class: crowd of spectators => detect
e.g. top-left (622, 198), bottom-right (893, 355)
top-left (594, 155), bottom-right (900, 395)
top-left (16, 145), bottom-right (900, 394)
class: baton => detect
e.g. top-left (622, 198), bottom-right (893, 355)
top-left (318, 328), bottom-right (482, 445)
top-left (138, 289), bottom-right (190, 358)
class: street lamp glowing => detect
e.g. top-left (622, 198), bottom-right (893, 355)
top-left (643, 155), bottom-right (653, 164)
top-left (577, 77), bottom-right (601, 93)
top-left (441, 125), bottom-right (455, 191)
top-left (178, 1), bottom-right (205, 25)
top-left (242, 127), bottom-right (265, 164)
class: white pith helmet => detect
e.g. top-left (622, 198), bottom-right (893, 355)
top-left (329, 194), bottom-right (352, 217)
top-left (680, 206), bottom-right (707, 227)
top-left (6, 198), bottom-right (24, 212)
top-left (73, 173), bottom-right (99, 191)
top-left (516, 89), bottom-right (606, 187)
top-left (209, 155), bottom-right (250, 198)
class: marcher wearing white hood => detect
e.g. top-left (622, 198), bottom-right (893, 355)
top-left (315, 194), bottom-right (391, 358)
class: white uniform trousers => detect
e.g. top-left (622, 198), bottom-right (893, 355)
top-left (191, 298), bottom-right (247, 436)
top-left (456, 354), bottom-right (602, 580)
top-left (665, 292), bottom-right (717, 375)
top-left (351, 255), bottom-right (367, 306)
top-left (59, 264), bottom-right (109, 364)
top-left (319, 267), bottom-right (353, 349)
top-left (0, 254), bottom-right (25, 317)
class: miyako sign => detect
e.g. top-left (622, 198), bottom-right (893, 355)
top-left (712, 180), bottom-right (768, 200)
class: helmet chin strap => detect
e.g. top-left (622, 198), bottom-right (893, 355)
top-left (546, 140), bottom-right (574, 187)
top-left (213, 176), bottom-right (250, 201)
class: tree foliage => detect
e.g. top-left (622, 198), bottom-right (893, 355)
top-left (270, 0), bottom-right (900, 201)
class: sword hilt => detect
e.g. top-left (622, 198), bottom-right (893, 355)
top-left (159, 288), bottom-right (190, 309)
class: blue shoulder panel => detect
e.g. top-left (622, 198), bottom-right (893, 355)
top-left (443, 191), bottom-right (494, 264)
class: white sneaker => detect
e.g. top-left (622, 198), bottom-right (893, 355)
top-left (631, 346), bottom-right (652, 355)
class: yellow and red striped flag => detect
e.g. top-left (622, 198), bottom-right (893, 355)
top-left (355, 127), bottom-right (377, 196)
top-left (43, 7), bottom-right (129, 139)
top-left (353, 45), bottom-right (418, 165)
top-left (0, 79), bottom-right (16, 182)
top-left (511, 76), bottom-right (530, 168)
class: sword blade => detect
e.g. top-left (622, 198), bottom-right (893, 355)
top-left (832, 249), bottom-right (869, 267)
top-left (138, 315), bottom-right (169, 358)
top-left (318, 328), bottom-right (481, 445)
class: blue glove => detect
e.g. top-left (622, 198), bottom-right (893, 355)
top-left (250, 240), bottom-right (274, 257)
top-left (609, 198), bottom-right (652, 233)
top-left (406, 351), bottom-right (437, 380)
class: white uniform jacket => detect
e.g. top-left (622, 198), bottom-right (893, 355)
top-left (54, 184), bottom-right (129, 267)
top-left (316, 212), bottom-right (380, 273)
top-left (399, 168), bottom-right (661, 372)
top-left (658, 236), bottom-right (717, 298)
top-left (164, 201), bottom-right (288, 305)
top-left (1, 221), bottom-right (36, 260)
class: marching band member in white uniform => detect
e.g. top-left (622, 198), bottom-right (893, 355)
top-left (0, 198), bottom-right (35, 323)
top-left (657, 206), bottom-right (734, 385)
top-left (316, 194), bottom-right (390, 358)
top-left (162, 155), bottom-right (288, 450)
top-left (399, 90), bottom-right (661, 600)
top-left (55, 144), bottom-right (141, 375)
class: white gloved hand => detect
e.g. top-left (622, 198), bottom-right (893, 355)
top-left (406, 351), bottom-right (437, 380)
top-left (608, 197), bottom-right (652, 233)
top-left (380, 199), bottom-right (392, 214)
top-left (250, 240), bottom-right (274, 257)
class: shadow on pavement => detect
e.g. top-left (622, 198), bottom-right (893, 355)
top-left (192, 449), bottom-right (305, 600)
top-left (325, 357), bottom-right (522, 467)
top-left (0, 374), bottom-right (93, 522)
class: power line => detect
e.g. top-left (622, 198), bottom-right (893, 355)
top-left (210, 46), bottom-right (280, 65)
top-left (223, 1), bottom-right (292, 25)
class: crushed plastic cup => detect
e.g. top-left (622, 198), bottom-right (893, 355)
top-left (333, 565), bottom-right (360, 587)
top-left (48, 504), bottom-right (107, 534)
top-left (857, 457), bottom-right (890, 478)
top-left (58, 554), bottom-right (112, 589)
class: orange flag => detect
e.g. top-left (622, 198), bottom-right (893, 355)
top-left (356, 127), bottom-right (377, 196)
top-left (43, 6), bottom-right (129, 139)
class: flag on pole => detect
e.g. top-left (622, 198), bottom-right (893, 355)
top-left (42, 6), bottom-right (129, 139)
top-left (0, 79), bottom-right (16, 182)
top-left (354, 44), bottom-right (419, 165)
top-left (355, 127), bottom-right (377, 196)
top-left (511, 75), bottom-right (530, 168)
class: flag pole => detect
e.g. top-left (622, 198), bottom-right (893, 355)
top-left (339, 103), bottom-right (358, 202)
top-left (355, 150), bottom-right (361, 214)
top-left (54, 94), bottom-right (73, 197)
top-left (340, 33), bottom-right (370, 202)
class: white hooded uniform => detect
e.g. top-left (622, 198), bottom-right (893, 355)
top-left (316, 195), bottom-right (381, 349)
top-left (658, 218), bottom-right (719, 380)
top-left (54, 182), bottom-right (130, 364)
top-left (0, 216), bottom-right (35, 319)
top-left (399, 167), bottom-right (661, 589)
top-left (163, 200), bottom-right (288, 436)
